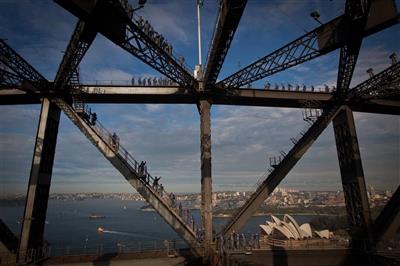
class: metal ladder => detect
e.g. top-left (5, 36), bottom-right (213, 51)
top-left (302, 100), bottom-right (322, 124)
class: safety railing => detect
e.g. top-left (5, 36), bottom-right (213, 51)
top-left (80, 78), bottom-right (179, 86)
top-left (129, 12), bottom-right (194, 74)
top-left (67, 103), bottom-right (202, 238)
top-left (263, 83), bottom-right (336, 93)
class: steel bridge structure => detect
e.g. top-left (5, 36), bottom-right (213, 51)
top-left (0, 0), bottom-right (400, 265)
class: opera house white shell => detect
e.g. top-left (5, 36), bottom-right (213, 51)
top-left (259, 214), bottom-right (331, 240)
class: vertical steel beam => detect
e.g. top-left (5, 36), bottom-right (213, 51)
top-left (18, 98), bottom-right (61, 262)
top-left (332, 106), bottom-right (373, 250)
top-left (199, 99), bottom-right (213, 260)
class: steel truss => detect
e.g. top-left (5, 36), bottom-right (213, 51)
top-left (203, 0), bottom-right (247, 87)
top-left (54, 20), bottom-right (97, 90)
top-left (217, 0), bottom-right (397, 89)
top-left (55, 0), bottom-right (196, 88)
top-left (0, 40), bottom-right (49, 91)
top-left (0, 68), bottom-right (24, 88)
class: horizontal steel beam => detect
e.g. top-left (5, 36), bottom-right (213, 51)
top-left (1, 86), bottom-right (399, 115)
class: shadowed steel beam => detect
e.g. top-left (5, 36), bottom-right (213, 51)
top-left (373, 185), bottom-right (400, 246)
top-left (349, 61), bottom-right (400, 99)
top-left (333, 1), bottom-right (373, 250)
top-left (217, 0), bottom-right (398, 88)
top-left (336, 0), bottom-right (371, 94)
top-left (55, 0), bottom-right (196, 88)
top-left (18, 98), bottom-right (61, 262)
top-left (332, 106), bottom-right (373, 250)
top-left (53, 98), bottom-right (203, 257)
top-left (0, 68), bottom-right (24, 88)
top-left (222, 105), bottom-right (344, 235)
top-left (54, 20), bottom-right (96, 90)
top-left (1, 87), bottom-right (399, 115)
top-left (0, 219), bottom-right (18, 253)
top-left (203, 0), bottom-right (247, 87)
top-left (0, 40), bottom-right (49, 91)
top-left (198, 99), bottom-right (212, 259)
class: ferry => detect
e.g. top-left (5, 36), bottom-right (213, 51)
top-left (89, 213), bottom-right (106, 219)
top-left (97, 227), bottom-right (105, 233)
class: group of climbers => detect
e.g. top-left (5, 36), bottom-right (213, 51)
top-left (131, 76), bottom-right (177, 86)
top-left (218, 232), bottom-right (260, 252)
top-left (264, 82), bottom-right (336, 93)
top-left (136, 16), bottom-right (173, 57)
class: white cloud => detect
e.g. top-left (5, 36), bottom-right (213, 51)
top-left (146, 104), bottom-right (163, 112)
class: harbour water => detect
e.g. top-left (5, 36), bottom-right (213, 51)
top-left (1, 199), bottom-right (316, 253)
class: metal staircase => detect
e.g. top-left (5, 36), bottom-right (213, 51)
top-left (303, 100), bottom-right (322, 124)
top-left (53, 98), bottom-right (203, 257)
top-left (69, 68), bottom-right (85, 114)
top-left (221, 104), bottom-right (343, 235)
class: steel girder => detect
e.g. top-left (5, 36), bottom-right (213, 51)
top-left (217, 0), bottom-right (398, 88)
top-left (373, 185), bottom-right (400, 246)
top-left (54, 20), bottom-right (97, 90)
top-left (332, 107), bottom-right (373, 250)
top-left (55, 0), bottom-right (196, 88)
top-left (221, 105), bottom-right (344, 235)
top-left (350, 61), bottom-right (400, 99)
top-left (0, 40), bottom-right (49, 91)
top-left (54, 98), bottom-right (203, 257)
top-left (335, 0), bottom-right (371, 94)
top-left (203, 0), bottom-right (247, 87)
top-left (0, 68), bottom-right (24, 88)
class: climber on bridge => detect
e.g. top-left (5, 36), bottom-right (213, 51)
top-left (90, 112), bottom-right (97, 126)
top-left (139, 161), bottom-right (146, 180)
top-left (153, 176), bottom-right (161, 190)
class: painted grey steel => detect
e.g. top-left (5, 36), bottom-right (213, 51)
top-left (222, 105), bottom-right (344, 235)
top-left (18, 99), bottom-right (61, 262)
top-left (53, 99), bottom-right (203, 257)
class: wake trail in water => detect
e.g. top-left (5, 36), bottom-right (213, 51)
top-left (102, 230), bottom-right (164, 240)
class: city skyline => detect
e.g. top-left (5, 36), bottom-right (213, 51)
top-left (1, 0), bottom-right (399, 195)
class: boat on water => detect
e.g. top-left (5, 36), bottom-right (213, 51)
top-left (89, 213), bottom-right (106, 219)
top-left (139, 204), bottom-right (155, 212)
top-left (97, 227), bottom-right (105, 233)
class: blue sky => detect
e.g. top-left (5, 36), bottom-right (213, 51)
top-left (0, 0), bottom-right (399, 195)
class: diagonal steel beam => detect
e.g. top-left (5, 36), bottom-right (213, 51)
top-left (54, 20), bottom-right (96, 90)
top-left (221, 105), bottom-right (344, 235)
top-left (53, 98), bottom-right (203, 257)
top-left (0, 68), bottom-right (24, 88)
top-left (203, 0), bottom-right (247, 87)
top-left (0, 40), bottom-right (50, 91)
top-left (217, 0), bottom-right (398, 88)
top-left (335, 0), bottom-right (372, 94)
top-left (373, 185), bottom-right (400, 247)
top-left (0, 219), bottom-right (19, 254)
top-left (349, 61), bottom-right (400, 99)
top-left (55, 0), bottom-right (196, 88)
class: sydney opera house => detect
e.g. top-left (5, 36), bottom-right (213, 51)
top-left (259, 215), bottom-right (336, 247)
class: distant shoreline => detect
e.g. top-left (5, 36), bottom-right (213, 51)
top-left (214, 213), bottom-right (341, 218)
